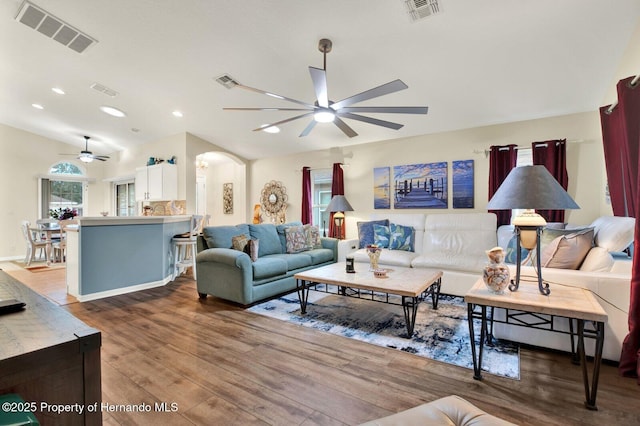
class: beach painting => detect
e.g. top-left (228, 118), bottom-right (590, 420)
top-left (393, 162), bottom-right (448, 209)
top-left (452, 160), bottom-right (474, 208)
top-left (373, 167), bottom-right (391, 209)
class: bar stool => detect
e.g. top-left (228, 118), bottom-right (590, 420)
top-left (172, 215), bottom-right (203, 281)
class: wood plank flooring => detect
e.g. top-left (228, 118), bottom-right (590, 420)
top-left (2, 264), bottom-right (640, 425)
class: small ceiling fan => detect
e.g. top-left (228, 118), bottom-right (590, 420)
top-left (223, 38), bottom-right (428, 138)
top-left (60, 136), bottom-right (110, 163)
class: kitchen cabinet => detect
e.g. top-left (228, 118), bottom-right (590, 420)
top-left (135, 163), bottom-right (177, 201)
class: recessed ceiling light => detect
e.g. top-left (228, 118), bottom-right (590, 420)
top-left (32, 103), bottom-right (44, 109)
top-left (51, 87), bottom-right (65, 95)
top-left (172, 110), bottom-right (183, 118)
top-left (99, 105), bottom-right (126, 118)
top-left (261, 124), bottom-right (280, 134)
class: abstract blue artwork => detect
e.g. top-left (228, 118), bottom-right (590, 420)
top-left (452, 160), bottom-right (474, 208)
top-left (373, 167), bottom-right (390, 209)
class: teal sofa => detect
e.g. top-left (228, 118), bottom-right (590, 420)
top-left (196, 222), bottom-right (338, 305)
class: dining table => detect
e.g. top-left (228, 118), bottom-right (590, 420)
top-left (30, 222), bottom-right (61, 264)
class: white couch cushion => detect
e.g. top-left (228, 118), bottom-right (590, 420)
top-left (590, 216), bottom-right (635, 252)
top-left (351, 248), bottom-right (417, 268)
top-left (580, 247), bottom-right (615, 272)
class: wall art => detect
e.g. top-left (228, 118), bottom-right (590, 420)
top-left (223, 183), bottom-right (233, 214)
top-left (393, 162), bottom-right (448, 209)
top-left (452, 159), bottom-right (474, 209)
top-left (373, 167), bottom-right (391, 209)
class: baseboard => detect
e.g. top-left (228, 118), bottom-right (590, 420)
top-left (74, 275), bottom-right (174, 302)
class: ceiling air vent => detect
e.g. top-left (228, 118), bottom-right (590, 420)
top-left (215, 74), bottom-right (240, 89)
top-left (404, 0), bottom-right (443, 22)
top-left (15, 1), bottom-right (97, 53)
top-left (90, 83), bottom-right (118, 97)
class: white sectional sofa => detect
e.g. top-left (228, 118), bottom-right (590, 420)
top-left (338, 213), bottom-right (633, 362)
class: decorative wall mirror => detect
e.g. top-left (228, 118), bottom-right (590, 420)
top-left (260, 180), bottom-right (288, 222)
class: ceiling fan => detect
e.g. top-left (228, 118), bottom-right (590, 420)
top-left (60, 136), bottom-right (110, 163)
top-left (223, 38), bottom-right (429, 138)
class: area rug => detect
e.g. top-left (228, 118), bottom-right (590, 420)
top-left (10, 260), bottom-right (66, 272)
top-left (248, 289), bottom-right (520, 379)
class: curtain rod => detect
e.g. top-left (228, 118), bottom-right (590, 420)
top-left (606, 73), bottom-right (640, 114)
top-left (473, 139), bottom-right (582, 158)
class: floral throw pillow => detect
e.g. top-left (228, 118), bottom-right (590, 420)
top-left (244, 239), bottom-right (259, 262)
top-left (231, 234), bottom-right (248, 252)
top-left (285, 226), bottom-right (308, 253)
top-left (388, 223), bottom-right (414, 251)
top-left (373, 224), bottom-right (390, 248)
top-left (303, 224), bottom-right (322, 249)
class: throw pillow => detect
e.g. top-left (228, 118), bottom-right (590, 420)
top-left (388, 223), bottom-right (414, 251)
top-left (285, 226), bottom-right (308, 253)
top-left (529, 226), bottom-right (594, 265)
top-left (504, 234), bottom-right (529, 264)
top-left (540, 228), bottom-right (594, 269)
top-left (303, 224), bottom-right (322, 249)
top-left (231, 234), bottom-right (248, 252)
top-left (243, 239), bottom-right (259, 262)
top-left (249, 224), bottom-right (282, 256)
top-left (357, 219), bottom-right (389, 249)
top-left (372, 224), bottom-right (391, 248)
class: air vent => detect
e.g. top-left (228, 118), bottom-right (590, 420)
top-left (90, 83), bottom-right (118, 97)
top-left (15, 1), bottom-right (97, 53)
top-left (215, 74), bottom-right (240, 89)
top-left (404, 0), bottom-right (443, 22)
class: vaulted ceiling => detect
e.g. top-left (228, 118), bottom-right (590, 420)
top-left (1, 0), bottom-right (639, 160)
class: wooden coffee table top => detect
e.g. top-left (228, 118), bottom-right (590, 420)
top-left (465, 278), bottom-right (607, 322)
top-left (294, 263), bottom-right (443, 298)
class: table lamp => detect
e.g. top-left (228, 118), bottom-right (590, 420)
top-left (487, 165), bottom-right (579, 295)
top-left (326, 195), bottom-right (354, 239)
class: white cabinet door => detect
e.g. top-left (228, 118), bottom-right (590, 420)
top-left (146, 164), bottom-right (164, 200)
top-left (135, 167), bottom-right (149, 201)
top-left (135, 164), bottom-right (178, 201)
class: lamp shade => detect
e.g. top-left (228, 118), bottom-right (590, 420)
top-left (487, 165), bottom-right (579, 210)
top-left (326, 195), bottom-right (354, 213)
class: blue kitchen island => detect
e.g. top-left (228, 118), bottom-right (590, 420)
top-left (66, 216), bottom-right (191, 302)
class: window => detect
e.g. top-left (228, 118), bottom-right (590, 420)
top-left (512, 148), bottom-right (533, 220)
top-left (43, 162), bottom-right (85, 218)
top-left (115, 181), bottom-right (136, 216)
top-left (311, 169), bottom-right (332, 236)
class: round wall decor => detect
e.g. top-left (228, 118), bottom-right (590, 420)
top-left (260, 180), bottom-right (288, 218)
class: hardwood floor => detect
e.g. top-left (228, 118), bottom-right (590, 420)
top-left (3, 264), bottom-right (639, 425)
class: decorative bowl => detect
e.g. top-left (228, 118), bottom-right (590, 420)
top-left (373, 268), bottom-right (387, 278)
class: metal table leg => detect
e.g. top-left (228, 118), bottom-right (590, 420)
top-left (468, 303), bottom-right (487, 380)
top-left (401, 296), bottom-right (419, 337)
top-left (296, 279), bottom-right (310, 314)
top-left (578, 320), bottom-right (605, 410)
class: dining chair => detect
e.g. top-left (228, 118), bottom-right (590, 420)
top-left (21, 220), bottom-right (48, 265)
top-left (172, 215), bottom-right (204, 281)
top-left (52, 219), bottom-right (78, 263)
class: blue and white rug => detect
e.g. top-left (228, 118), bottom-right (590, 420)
top-left (248, 289), bottom-right (520, 379)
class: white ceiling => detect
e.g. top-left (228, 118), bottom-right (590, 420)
top-left (1, 0), bottom-right (639, 160)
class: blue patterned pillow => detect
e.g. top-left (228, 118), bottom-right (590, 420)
top-left (388, 223), bottom-right (414, 251)
top-left (373, 224), bottom-right (390, 248)
top-left (357, 219), bottom-right (389, 249)
top-left (504, 234), bottom-right (529, 264)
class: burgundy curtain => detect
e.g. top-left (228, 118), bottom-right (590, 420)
top-left (329, 163), bottom-right (345, 239)
top-left (532, 139), bottom-right (568, 223)
top-left (604, 76), bottom-right (640, 381)
top-left (488, 145), bottom-right (518, 227)
top-left (301, 167), bottom-right (312, 225)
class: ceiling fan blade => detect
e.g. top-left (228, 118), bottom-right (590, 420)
top-left (339, 106), bottom-right (428, 114)
top-left (251, 112), bottom-right (314, 132)
top-left (93, 157), bottom-right (108, 161)
top-left (333, 117), bottom-right (358, 138)
top-left (224, 107), bottom-right (313, 111)
top-left (299, 120), bottom-right (317, 137)
top-left (332, 79), bottom-right (409, 110)
top-left (309, 66), bottom-right (329, 108)
top-left (237, 84), bottom-right (316, 109)
top-left (338, 112), bottom-right (404, 130)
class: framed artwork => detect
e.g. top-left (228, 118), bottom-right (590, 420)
top-left (452, 160), bottom-right (474, 208)
top-left (223, 183), bottom-right (233, 214)
top-left (373, 167), bottom-right (391, 209)
top-left (393, 162), bottom-right (448, 209)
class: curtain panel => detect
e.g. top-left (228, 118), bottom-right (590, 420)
top-left (532, 139), bottom-right (568, 223)
top-left (301, 167), bottom-right (312, 225)
top-left (488, 145), bottom-right (518, 227)
top-left (329, 163), bottom-right (345, 239)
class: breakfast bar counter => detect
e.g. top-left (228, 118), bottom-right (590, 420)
top-left (66, 216), bottom-right (191, 301)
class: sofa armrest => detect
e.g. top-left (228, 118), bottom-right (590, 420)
top-left (196, 247), bottom-right (250, 268)
top-left (338, 238), bottom-right (359, 262)
top-left (196, 248), bottom-right (255, 304)
top-left (320, 237), bottom-right (339, 262)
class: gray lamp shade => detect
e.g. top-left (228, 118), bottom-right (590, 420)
top-left (326, 195), bottom-right (354, 212)
top-left (487, 165), bottom-right (579, 210)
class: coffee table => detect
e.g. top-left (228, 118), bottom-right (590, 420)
top-left (294, 263), bottom-right (443, 337)
top-left (465, 278), bottom-right (607, 410)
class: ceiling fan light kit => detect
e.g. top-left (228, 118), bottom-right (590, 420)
top-left (223, 38), bottom-right (428, 138)
top-left (60, 136), bottom-right (110, 163)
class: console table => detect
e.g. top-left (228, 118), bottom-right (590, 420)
top-left (0, 271), bottom-right (101, 425)
top-left (465, 279), bottom-right (607, 410)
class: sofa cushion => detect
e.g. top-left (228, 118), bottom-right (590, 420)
top-left (276, 221), bottom-right (304, 252)
top-left (305, 248), bottom-right (335, 265)
top-left (590, 216), bottom-right (635, 252)
top-left (203, 224), bottom-right (250, 249)
top-left (352, 248), bottom-right (417, 268)
top-left (357, 219), bottom-right (389, 249)
top-left (264, 253), bottom-right (312, 270)
top-left (541, 228), bottom-right (594, 269)
top-left (580, 247), bottom-right (615, 272)
top-left (285, 226), bottom-right (308, 253)
top-left (388, 223), bottom-right (414, 251)
top-left (251, 257), bottom-right (288, 280)
top-left (249, 224), bottom-right (282, 257)
top-left (304, 224), bottom-right (322, 249)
